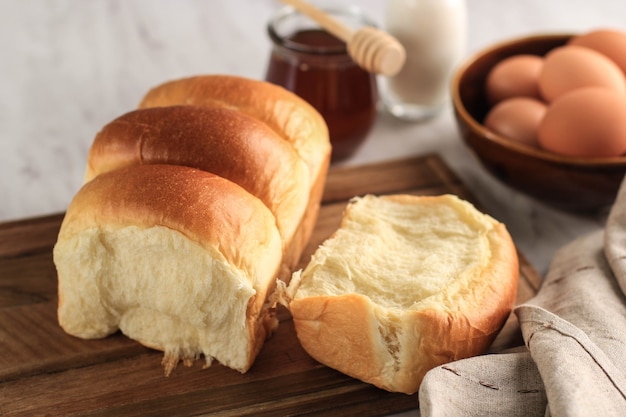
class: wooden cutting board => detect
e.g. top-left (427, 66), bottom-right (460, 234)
top-left (0, 154), bottom-right (542, 416)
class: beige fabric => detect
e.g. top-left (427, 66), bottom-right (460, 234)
top-left (419, 350), bottom-right (546, 416)
top-left (419, 179), bottom-right (626, 416)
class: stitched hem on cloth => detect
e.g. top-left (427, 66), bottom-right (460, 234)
top-left (515, 304), bottom-right (626, 402)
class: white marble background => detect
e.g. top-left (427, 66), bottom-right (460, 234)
top-left (2, 0), bottom-right (626, 279)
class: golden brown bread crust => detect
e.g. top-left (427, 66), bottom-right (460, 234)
top-left (288, 195), bottom-right (519, 395)
top-left (136, 75), bottom-right (331, 280)
top-left (85, 105), bottom-right (307, 186)
top-left (84, 105), bottom-right (311, 277)
top-left (137, 75), bottom-right (330, 180)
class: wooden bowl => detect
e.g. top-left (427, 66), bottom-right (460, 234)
top-left (452, 33), bottom-right (626, 211)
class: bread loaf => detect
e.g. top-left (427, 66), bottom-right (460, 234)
top-left (53, 74), bottom-right (331, 374)
top-left (281, 194), bottom-right (519, 394)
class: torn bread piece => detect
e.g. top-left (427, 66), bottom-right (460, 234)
top-left (282, 194), bottom-right (519, 394)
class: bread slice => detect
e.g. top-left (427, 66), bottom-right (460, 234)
top-left (282, 194), bottom-right (519, 394)
top-left (53, 164), bottom-right (283, 374)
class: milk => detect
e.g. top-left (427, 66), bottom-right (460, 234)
top-left (382, 0), bottom-right (467, 121)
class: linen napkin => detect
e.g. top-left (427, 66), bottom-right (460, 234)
top-left (418, 181), bottom-right (626, 416)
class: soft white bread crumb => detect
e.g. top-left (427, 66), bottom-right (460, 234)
top-left (285, 194), bottom-right (519, 394)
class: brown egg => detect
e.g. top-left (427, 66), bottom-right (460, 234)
top-left (569, 29), bottom-right (626, 75)
top-left (485, 54), bottom-right (544, 105)
top-left (538, 45), bottom-right (626, 102)
top-left (538, 87), bottom-right (626, 157)
top-left (484, 97), bottom-right (547, 147)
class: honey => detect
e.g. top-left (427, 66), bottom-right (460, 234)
top-left (265, 9), bottom-right (378, 162)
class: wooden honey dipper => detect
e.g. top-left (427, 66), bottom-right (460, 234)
top-left (279, 0), bottom-right (406, 76)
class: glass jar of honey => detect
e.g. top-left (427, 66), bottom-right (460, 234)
top-left (265, 6), bottom-right (378, 162)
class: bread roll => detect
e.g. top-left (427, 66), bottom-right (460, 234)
top-left (282, 194), bottom-right (519, 394)
top-left (54, 164), bottom-right (283, 374)
top-left (84, 105), bottom-right (311, 277)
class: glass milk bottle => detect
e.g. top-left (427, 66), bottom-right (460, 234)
top-left (381, 0), bottom-right (467, 121)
